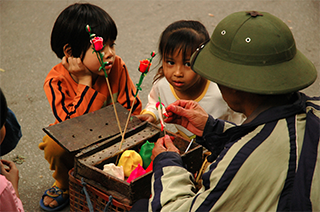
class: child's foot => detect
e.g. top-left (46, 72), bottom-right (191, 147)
top-left (40, 185), bottom-right (69, 211)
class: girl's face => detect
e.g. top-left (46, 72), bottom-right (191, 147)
top-left (163, 49), bottom-right (202, 94)
top-left (82, 39), bottom-right (116, 76)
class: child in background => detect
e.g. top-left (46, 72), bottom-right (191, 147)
top-left (0, 107), bottom-right (22, 157)
top-left (0, 88), bottom-right (24, 212)
top-left (39, 3), bottom-right (142, 211)
top-left (138, 20), bottom-right (245, 140)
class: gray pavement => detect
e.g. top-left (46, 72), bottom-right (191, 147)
top-left (0, 0), bottom-right (319, 211)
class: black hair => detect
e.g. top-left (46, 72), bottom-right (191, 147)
top-left (153, 20), bottom-right (210, 83)
top-left (0, 88), bottom-right (8, 129)
top-left (51, 3), bottom-right (117, 59)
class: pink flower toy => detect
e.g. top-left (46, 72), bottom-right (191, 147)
top-left (85, 25), bottom-right (110, 77)
top-left (85, 25), bottom-right (123, 137)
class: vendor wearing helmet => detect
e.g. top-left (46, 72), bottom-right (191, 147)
top-left (147, 11), bottom-right (319, 212)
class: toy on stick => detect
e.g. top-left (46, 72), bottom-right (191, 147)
top-left (156, 96), bottom-right (169, 132)
top-left (86, 25), bottom-right (123, 137)
top-left (118, 52), bottom-right (156, 151)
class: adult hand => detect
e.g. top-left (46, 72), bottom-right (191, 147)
top-left (62, 56), bottom-right (92, 87)
top-left (0, 159), bottom-right (20, 198)
top-left (165, 100), bottom-right (208, 137)
top-left (136, 114), bottom-right (155, 123)
top-left (151, 135), bottom-right (180, 161)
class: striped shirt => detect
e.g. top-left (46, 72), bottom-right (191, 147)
top-left (44, 55), bottom-right (142, 125)
top-left (150, 92), bottom-right (320, 211)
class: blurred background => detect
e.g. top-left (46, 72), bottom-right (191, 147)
top-left (0, 0), bottom-right (319, 211)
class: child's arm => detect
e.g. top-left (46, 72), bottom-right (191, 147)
top-left (0, 160), bottom-right (20, 199)
top-left (136, 114), bottom-right (155, 123)
top-left (0, 174), bottom-right (24, 212)
top-left (44, 64), bottom-right (106, 124)
top-left (140, 84), bottom-right (160, 121)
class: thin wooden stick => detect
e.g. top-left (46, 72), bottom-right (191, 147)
top-left (105, 77), bottom-right (123, 138)
top-left (196, 156), bottom-right (208, 183)
top-left (115, 96), bottom-right (137, 165)
top-left (115, 52), bottom-right (156, 164)
top-left (117, 60), bottom-right (152, 151)
top-left (119, 96), bottom-right (137, 150)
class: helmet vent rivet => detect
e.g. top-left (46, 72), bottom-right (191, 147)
top-left (221, 30), bottom-right (226, 35)
top-left (245, 37), bottom-right (251, 43)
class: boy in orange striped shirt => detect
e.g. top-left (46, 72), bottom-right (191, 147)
top-left (39, 3), bottom-right (142, 211)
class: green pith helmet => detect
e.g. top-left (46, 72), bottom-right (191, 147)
top-left (191, 11), bottom-right (317, 94)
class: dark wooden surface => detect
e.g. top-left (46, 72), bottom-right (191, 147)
top-left (43, 103), bottom-right (141, 152)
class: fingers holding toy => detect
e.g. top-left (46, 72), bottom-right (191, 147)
top-left (165, 100), bottom-right (208, 136)
top-left (151, 135), bottom-right (179, 160)
top-left (164, 135), bottom-right (179, 153)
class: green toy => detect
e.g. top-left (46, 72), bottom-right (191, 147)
top-left (139, 141), bottom-right (155, 169)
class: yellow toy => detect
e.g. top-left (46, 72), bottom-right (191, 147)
top-left (118, 150), bottom-right (143, 177)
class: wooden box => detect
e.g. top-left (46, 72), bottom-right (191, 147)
top-left (43, 103), bottom-right (203, 205)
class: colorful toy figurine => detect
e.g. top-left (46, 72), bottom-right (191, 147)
top-left (103, 163), bottom-right (124, 180)
top-left (117, 150), bottom-right (143, 177)
top-left (156, 97), bottom-right (169, 131)
top-left (139, 141), bottom-right (155, 169)
top-left (126, 164), bottom-right (146, 183)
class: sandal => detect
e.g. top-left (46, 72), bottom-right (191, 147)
top-left (40, 185), bottom-right (69, 211)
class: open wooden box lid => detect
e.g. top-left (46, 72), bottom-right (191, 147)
top-left (43, 103), bottom-right (142, 153)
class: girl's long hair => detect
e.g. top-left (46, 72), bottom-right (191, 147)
top-left (153, 20), bottom-right (209, 83)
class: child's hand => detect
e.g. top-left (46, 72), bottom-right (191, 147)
top-left (62, 56), bottom-right (92, 87)
top-left (0, 159), bottom-right (20, 198)
top-left (136, 114), bottom-right (155, 123)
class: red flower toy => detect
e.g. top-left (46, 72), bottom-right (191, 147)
top-left (86, 24), bottom-right (123, 139)
top-left (85, 25), bottom-right (108, 76)
top-left (139, 59), bottom-right (151, 73)
top-left (118, 51), bottom-right (156, 151)
top-left (136, 51), bottom-right (156, 92)
top-left (91, 37), bottom-right (104, 51)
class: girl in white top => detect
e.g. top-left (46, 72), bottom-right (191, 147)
top-left (137, 20), bottom-right (245, 139)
